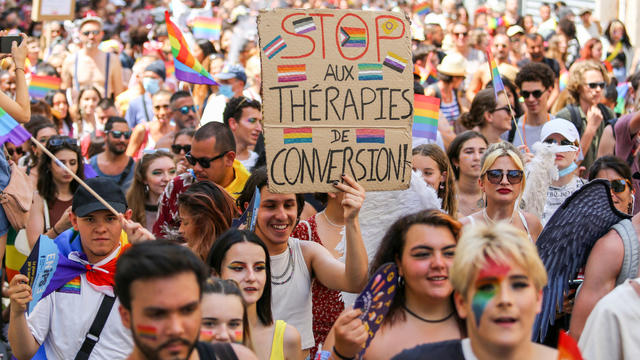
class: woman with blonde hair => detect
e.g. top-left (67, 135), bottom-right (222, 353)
top-left (394, 222), bottom-right (558, 359)
top-left (412, 144), bottom-right (458, 217)
top-left (461, 142), bottom-right (542, 242)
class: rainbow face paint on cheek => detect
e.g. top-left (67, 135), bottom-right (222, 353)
top-left (200, 328), bottom-right (215, 342)
top-left (470, 260), bottom-right (510, 327)
top-left (137, 325), bottom-right (158, 341)
top-left (233, 330), bottom-right (243, 344)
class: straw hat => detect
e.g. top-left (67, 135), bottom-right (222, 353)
top-left (437, 53), bottom-right (467, 77)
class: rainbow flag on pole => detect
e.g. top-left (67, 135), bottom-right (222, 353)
top-left (413, 94), bottom-right (440, 141)
top-left (486, 49), bottom-right (505, 98)
top-left (0, 108), bottom-right (30, 146)
top-left (29, 75), bottom-right (61, 99)
top-left (165, 11), bottom-right (218, 85)
top-left (192, 17), bottom-right (222, 41)
top-left (557, 331), bottom-right (583, 360)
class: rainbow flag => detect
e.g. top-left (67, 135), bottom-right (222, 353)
top-left (263, 35), bottom-right (287, 59)
top-left (192, 17), bottom-right (222, 41)
top-left (339, 27), bottom-right (366, 47)
top-left (413, 2), bottom-right (431, 16)
top-left (356, 129), bottom-right (385, 144)
top-left (165, 11), bottom-right (218, 85)
top-left (557, 330), bottom-right (583, 360)
top-left (58, 276), bottom-right (81, 294)
top-left (616, 81), bottom-right (630, 114)
top-left (29, 74), bottom-right (61, 99)
top-left (277, 64), bottom-right (306, 82)
top-left (486, 50), bottom-right (505, 98)
top-left (413, 94), bottom-right (440, 141)
top-left (0, 107), bottom-right (30, 146)
top-left (284, 127), bottom-right (312, 144)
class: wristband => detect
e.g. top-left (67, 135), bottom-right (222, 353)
top-left (51, 225), bottom-right (60, 236)
top-left (333, 347), bottom-right (355, 360)
top-left (15, 67), bottom-right (24, 72)
top-left (314, 350), bottom-right (331, 360)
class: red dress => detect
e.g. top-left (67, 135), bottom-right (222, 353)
top-left (292, 215), bottom-right (345, 358)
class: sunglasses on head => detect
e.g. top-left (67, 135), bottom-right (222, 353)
top-left (175, 105), bottom-right (197, 114)
top-left (82, 30), bottom-right (100, 36)
top-left (48, 137), bottom-right (78, 147)
top-left (587, 82), bottom-right (606, 89)
top-left (171, 144), bottom-right (191, 154)
top-left (543, 138), bottom-right (574, 147)
top-left (185, 151), bottom-right (229, 168)
top-left (5, 147), bottom-right (23, 156)
top-left (485, 169), bottom-right (524, 185)
top-left (108, 130), bottom-right (132, 139)
top-left (520, 89), bottom-right (545, 99)
top-left (609, 179), bottom-right (630, 193)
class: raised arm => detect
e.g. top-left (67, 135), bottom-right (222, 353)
top-left (0, 32), bottom-right (30, 123)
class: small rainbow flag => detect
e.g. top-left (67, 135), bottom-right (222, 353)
top-left (137, 325), bottom-right (158, 340)
top-left (191, 17), bottom-right (222, 41)
top-left (557, 330), bottom-right (583, 360)
top-left (615, 81), bottom-right (630, 114)
top-left (278, 64), bottom-right (306, 82)
top-left (29, 74), bottom-right (61, 99)
top-left (57, 276), bottom-right (81, 294)
top-left (358, 63), bottom-right (383, 81)
top-left (263, 35), bottom-right (287, 59)
top-left (413, 2), bottom-right (431, 16)
top-left (339, 27), bottom-right (366, 48)
top-left (165, 11), bottom-right (218, 85)
top-left (293, 17), bottom-right (316, 34)
top-left (486, 49), bottom-right (505, 98)
top-left (0, 107), bottom-right (30, 146)
top-left (284, 127), bottom-right (312, 144)
top-left (383, 52), bottom-right (408, 73)
top-left (413, 94), bottom-right (440, 141)
top-left (356, 129), bottom-right (385, 144)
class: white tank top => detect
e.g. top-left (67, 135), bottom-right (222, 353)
top-left (269, 238), bottom-right (314, 349)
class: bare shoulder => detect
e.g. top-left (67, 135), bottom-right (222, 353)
top-left (283, 323), bottom-right (302, 347)
top-left (230, 343), bottom-right (258, 360)
top-left (592, 228), bottom-right (625, 258)
top-left (533, 343), bottom-right (558, 359)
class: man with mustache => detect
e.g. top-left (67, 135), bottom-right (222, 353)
top-left (90, 117), bottom-right (136, 193)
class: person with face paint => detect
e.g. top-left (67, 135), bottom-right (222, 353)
top-left (540, 119), bottom-right (586, 225)
top-left (200, 278), bottom-right (253, 347)
top-left (393, 222), bottom-right (559, 360)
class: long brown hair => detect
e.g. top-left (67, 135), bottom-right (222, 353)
top-left (126, 150), bottom-right (175, 224)
top-left (412, 144), bottom-right (458, 217)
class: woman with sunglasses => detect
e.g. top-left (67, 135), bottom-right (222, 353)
top-left (461, 142), bottom-right (542, 243)
top-left (209, 229), bottom-right (305, 360)
top-left (26, 136), bottom-right (84, 247)
top-left (127, 90), bottom-right (176, 160)
top-left (460, 89), bottom-right (512, 144)
top-left (172, 128), bottom-right (195, 175)
top-left (588, 156), bottom-right (635, 214)
top-left (540, 119), bottom-right (586, 225)
top-left (126, 150), bottom-right (176, 231)
top-left (447, 131), bottom-right (488, 216)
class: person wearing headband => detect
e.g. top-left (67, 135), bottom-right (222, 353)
top-left (540, 119), bottom-right (586, 225)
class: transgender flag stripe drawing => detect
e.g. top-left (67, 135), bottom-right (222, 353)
top-left (263, 35), bottom-right (287, 59)
top-left (0, 108), bottom-right (30, 146)
top-left (293, 17), bottom-right (316, 34)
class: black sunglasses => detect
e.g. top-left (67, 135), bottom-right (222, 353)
top-left (5, 147), bottom-right (24, 156)
top-left (171, 144), bottom-right (191, 154)
top-left (587, 82), bottom-right (606, 89)
top-left (108, 130), bottom-right (132, 139)
top-left (492, 106), bottom-right (511, 114)
top-left (543, 138), bottom-right (575, 146)
top-left (608, 179), bottom-right (630, 193)
top-left (485, 169), bottom-right (524, 185)
top-left (520, 90), bottom-right (545, 99)
top-left (185, 151), bottom-right (229, 168)
top-left (48, 137), bottom-right (78, 147)
top-left (82, 30), bottom-right (101, 36)
top-left (175, 105), bottom-right (197, 115)
top-left (453, 31), bottom-right (468, 37)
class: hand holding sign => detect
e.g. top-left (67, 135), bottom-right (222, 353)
top-left (333, 308), bottom-right (368, 359)
top-left (333, 174), bottom-right (365, 222)
top-left (8, 274), bottom-right (32, 316)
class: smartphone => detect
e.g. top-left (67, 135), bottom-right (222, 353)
top-left (0, 36), bottom-right (22, 54)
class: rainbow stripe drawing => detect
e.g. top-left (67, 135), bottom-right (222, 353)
top-left (356, 129), bottom-right (385, 144)
top-left (358, 63), bottom-right (383, 81)
top-left (293, 17), bottom-right (316, 34)
top-left (58, 276), bottom-right (81, 294)
top-left (263, 35), bottom-right (287, 59)
top-left (383, 52), bottom-right (408, 73)
top-left (340, 27), bottom-right (366, 47)
top-left (284, 127), bottom-right (312, 144)
top-left (278, 64), bottom-right (306, 82)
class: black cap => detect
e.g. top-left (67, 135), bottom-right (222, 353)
top-left (144, 60), bottom-right (167, 81)
top-left (72, 177), bottom-right (127, 217)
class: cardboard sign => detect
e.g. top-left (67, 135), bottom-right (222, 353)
top-left (258, 9), bottom-right (413, 193)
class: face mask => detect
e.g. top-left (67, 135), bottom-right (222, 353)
top-left (143, 77), bottom-right (160, 95)
top-left (558, 161), bottom-right (578, 177)
top-left (219, 84), bottom-right (234, 98)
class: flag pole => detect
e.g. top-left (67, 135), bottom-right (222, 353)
top-left (29, 137), bottom-right (119, 216)
top-left (502, 91), bottom-right (525, 148)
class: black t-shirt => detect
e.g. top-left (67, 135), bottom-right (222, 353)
top-left (392, 339), bottom-right (465, 360)
top-left (196, 341), bottom-right (239, 360)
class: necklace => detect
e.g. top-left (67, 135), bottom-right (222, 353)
top-left (271, 246), bottom-right (295, 286)
top-left (482, 208), bottom-right (514, 225)
top-left (321, 211), bottom-right (344, 228)
top-left (403, 305), bottom-right (455, 323)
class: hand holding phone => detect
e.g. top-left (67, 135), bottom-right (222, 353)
top-left (0, 35), bottom-right (22, 54)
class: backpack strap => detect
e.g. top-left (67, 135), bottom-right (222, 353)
top-left (74, 295), bottom-right (116, 360)
top-left (568, 105), bottom-right (583, 135)
top-left (104, 53), bottom-right (111, 99)
top-left (117, 158), bottom-right (135, 186)
top-left (611, 219), bottom-right (640, 286)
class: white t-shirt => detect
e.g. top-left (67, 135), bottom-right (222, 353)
top-left (239, 151), bottom-right (259, 172)
top-left (27, 251), bottom-right (133, 359)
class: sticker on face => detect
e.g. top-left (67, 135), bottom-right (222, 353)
top-left (471, 258), bottom-right (510, 327)
top-left (137, 325), bottom-right (158, 341)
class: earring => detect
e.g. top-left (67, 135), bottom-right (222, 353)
top-left (477, 193), bottom-right (486, 208)
top-left (144, 184), bottom-right (149, 193)
top-left (398, 275), bottom-right (405, 288)
top-left (439, 183), bottom-right (445, 190)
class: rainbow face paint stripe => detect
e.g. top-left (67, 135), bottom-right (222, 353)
top-left (233, 330), bottom-right (243, 344)
top-left (200, 328), bottom-right (214, 342)
top-left (471, 259), bottom-right (510, 327)
top-left (137, 325), bottom-right (158, 341)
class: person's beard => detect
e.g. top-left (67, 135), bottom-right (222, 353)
top-left (129, 321), bottom-right (198, 360)
top-left (107, 140), bottom-right (126, 155)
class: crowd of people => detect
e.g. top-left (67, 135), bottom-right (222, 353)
top-left (0, 0), bottom-right (638, 359)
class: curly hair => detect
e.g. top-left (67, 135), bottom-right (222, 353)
top-left (515, 62), bottom-right (556, 89)
top-left (566, 60), bottom-right (609, 104)
top-left (459, 89), bottom-right (497, 130)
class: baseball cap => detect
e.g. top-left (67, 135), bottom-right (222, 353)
top-left (506, 25), bottom-right (525, 37)
top-left (216, 64), bottom-right (247, 83)
top-left (540, 118), bottom-right (580, 143)
top-left (78, 15), bottom-right (103, 29)
top-left (72, 177), bottom-right (127, 217)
